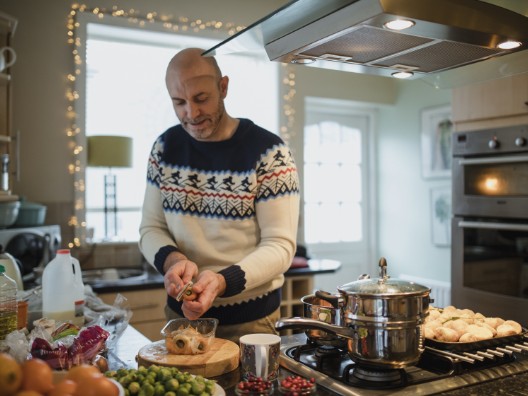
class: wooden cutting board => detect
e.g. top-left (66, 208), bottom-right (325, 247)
top-left (137, 338), bottom-right (239, 378)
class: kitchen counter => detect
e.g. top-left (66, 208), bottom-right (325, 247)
top-left (89, 259), bottom-right (342, 293)
top-left (108, 328), bottom-right (528, 396)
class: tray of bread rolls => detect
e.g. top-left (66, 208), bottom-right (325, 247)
top-left (423, 305), bottom-right (526, 352)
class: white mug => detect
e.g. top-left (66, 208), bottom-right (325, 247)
top-left (0, 47), bottom-right (16, 72)
top-left (239, 333), bottom-right (281, 381)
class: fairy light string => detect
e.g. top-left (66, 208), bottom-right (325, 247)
top-left (66, 3), bottom-right (296, 247)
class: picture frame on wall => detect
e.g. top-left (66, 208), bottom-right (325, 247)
top-left (430, 186), bottom-right (452, 247)
top-left (421, 104), bottom-right (453, 179)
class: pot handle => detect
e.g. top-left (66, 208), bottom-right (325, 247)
top-left (315, 289), bottom-right (340, 309)
top-left (275, 317), bottom-right (355, 340)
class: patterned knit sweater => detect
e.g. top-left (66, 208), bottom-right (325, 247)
top-left (139, 119), bottom-right (300, 325)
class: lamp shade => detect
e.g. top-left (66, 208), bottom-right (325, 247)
top-left (87, 135), bottom-right (133, 168)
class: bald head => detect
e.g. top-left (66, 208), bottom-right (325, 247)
top-left (164, 47), bottom-right (237, 142)
top-left (166, 48), bottom-right (222, 83)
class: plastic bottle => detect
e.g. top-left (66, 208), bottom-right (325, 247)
top-left (42, 249), bottom-right (78, 325)
top-left (0, 264), bottom-right (18, 340)
top-left (71, 254), bottom-right (85, 327)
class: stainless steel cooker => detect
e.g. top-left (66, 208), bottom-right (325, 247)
top-left (276, 257), bottom-right (432, 368)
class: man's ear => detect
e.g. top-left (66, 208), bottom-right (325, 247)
top-left (219, 75), bottom-right (229, 99)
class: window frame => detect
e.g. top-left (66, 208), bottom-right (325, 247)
top-left (73, 12), bottom-right (282, 244)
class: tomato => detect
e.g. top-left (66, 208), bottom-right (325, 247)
top-left (49, 379), bottom-right (78, 396)
top-left (20, 358), bottom-right (53, 395)
top-left (64, 365), bottom-right (102, 384)
top-left (0, 352), bottom-right (22, 396)
top-left (73, 375), bottom-right (118, 396)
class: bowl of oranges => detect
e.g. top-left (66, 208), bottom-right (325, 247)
top-left (0, 352), bottom-right (123, 396)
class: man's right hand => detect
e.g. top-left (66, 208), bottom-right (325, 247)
top-left (163, 251), bottom-right (198, 300)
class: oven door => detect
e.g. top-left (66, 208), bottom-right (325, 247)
top-left (452, 154), bottom-right (528, 219)
top-left (451, 216), bottom-right (528, 324)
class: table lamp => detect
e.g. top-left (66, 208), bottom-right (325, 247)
top-left (87, 135), bottom-right (133, 239)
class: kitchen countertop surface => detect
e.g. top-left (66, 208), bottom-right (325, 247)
top-left (109, 326), bottom-right (528, 396)
top-left (90, 258), bottom-right (342, 293)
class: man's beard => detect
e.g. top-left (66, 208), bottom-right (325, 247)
top-left (182, 100), bottom-right (225, 141)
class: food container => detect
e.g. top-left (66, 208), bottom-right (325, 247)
top-left (278, 375), bottom-right (317, 395)
top-left (235, 377), bottom-right (274, 395)
top-left (301, 293), bottom-right (345, 348)
top-left (0, 200), bottom-right (20, 228)
top-left (161, 318), bottom-right (218, 355)
top-left (276, 257), bottom-right (432, 369)
top-left (13, 200), bottom-right (47, 227)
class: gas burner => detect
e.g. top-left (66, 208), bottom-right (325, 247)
top-left (280, 334), bottom-right (528, 396)
top-left (346, 366), bottom-right (407, 388)
top-left (315, 345), bottom-right (346, 359)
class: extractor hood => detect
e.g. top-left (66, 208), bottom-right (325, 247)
top-left (203, 0), bottom-right (528, 88)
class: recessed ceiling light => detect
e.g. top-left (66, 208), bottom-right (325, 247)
top-left (384, 19), bottom-right (415, 31)
top-left (391, 71), bottom-right (414, 79)
top-left (291, 57), bottom-right (316, 64)
top-left (497, 40), bottom-right (522, 50)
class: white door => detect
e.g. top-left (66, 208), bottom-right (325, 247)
top-left (303, 97), bottom-right (377, 291)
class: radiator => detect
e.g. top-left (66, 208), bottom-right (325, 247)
top-left (399, 274), bottom-right (451, 308)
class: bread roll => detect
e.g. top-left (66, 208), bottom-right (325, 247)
top-left (434, 327), bottom-right (459, 342)
top-left (497, 324), bottom-right (518, 337)
top-left (503, 320), bottom-right (522, 334)
top-left (462, 324), bottom-right (494, 341)
top-left (444, 319), bottom-right (469, 338)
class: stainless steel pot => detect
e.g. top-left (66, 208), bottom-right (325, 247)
top-left (276, 257), bottom-right (432, 369)
top-left (301, 292), bottom-right (346, 347)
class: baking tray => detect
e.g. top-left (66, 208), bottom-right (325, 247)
top-left (424, 328), bottom-right (527, 352)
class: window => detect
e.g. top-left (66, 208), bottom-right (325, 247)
top-left (303, 98), bottom-right (376, 274)
top-left (83, 23), bottom-right (278, 242)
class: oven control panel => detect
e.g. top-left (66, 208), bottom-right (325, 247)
top-left (453, 124), bottom-right (528, 157)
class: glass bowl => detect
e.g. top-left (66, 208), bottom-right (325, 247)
top-left (160, 318), bottom-right (218, 355)
top-left (278, 375), bottom-right (317, 395)
top-left (235, 377), bottom-right (274, 395)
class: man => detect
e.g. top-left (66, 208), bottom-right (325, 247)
top-left (139, 48), bottom-right (300, 343)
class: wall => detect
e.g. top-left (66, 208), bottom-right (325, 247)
top-left (377, 79), bottom-right (452, 283)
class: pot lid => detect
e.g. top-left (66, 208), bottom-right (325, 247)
top-left (337, 257), bottom-right (430, 296)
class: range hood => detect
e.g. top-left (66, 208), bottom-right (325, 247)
top-left (203, 0), bottom-right (528, 88)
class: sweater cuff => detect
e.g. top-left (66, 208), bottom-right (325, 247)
top-left (218, 265), bottom-right (246, 298)
top-left (154, 245), bottom-right (179, 275)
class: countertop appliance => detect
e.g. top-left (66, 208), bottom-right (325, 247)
top-left (451, 125), bottom-right (528, 324)
top-left (279, 333), bottom-right (528, 395)
top-left (204, 0), bottom-right (528, 86)
top-left (0, 225), bottom-right (61, 277)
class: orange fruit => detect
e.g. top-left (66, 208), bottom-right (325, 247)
top-left (49, 379), bottom-right (78, 396)
top-left (19, 358), bottom-right (53, 395)
top-left (73, 375), bottom-right (118, 396)
top-left (13, 391), bottom-right (41, 396)
top-left (64, 365), bottom-right (101, 384)
top-left (0, 352), bottom-right (22, 396)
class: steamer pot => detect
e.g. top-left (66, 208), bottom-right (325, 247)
top-left (301, 292), bottom-right (346, 348)
top-left (276, 257), bottom-right (432, 369)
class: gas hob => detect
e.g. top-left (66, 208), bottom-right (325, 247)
top-left (279, 334), bottom-right (528, 396)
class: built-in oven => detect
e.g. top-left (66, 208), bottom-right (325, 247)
top-left (451, 124), bottom-right (528, 325)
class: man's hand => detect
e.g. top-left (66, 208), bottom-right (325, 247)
top-left (163, 252), bottom-right (198, 300)
top-left (181, 270), bottom-right (226, 320)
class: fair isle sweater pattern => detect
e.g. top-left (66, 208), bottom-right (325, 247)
top-left (148, 129), bottom-right (299, 219)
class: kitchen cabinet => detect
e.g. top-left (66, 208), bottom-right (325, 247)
top-left (0, 11), bottom-right (17, 191)
top-left (279, 275), bottom-right (313, 335)
top-left (98, 288), bottom-right (167, 341)
top-left (452, 73), bottom-right (528, 131)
